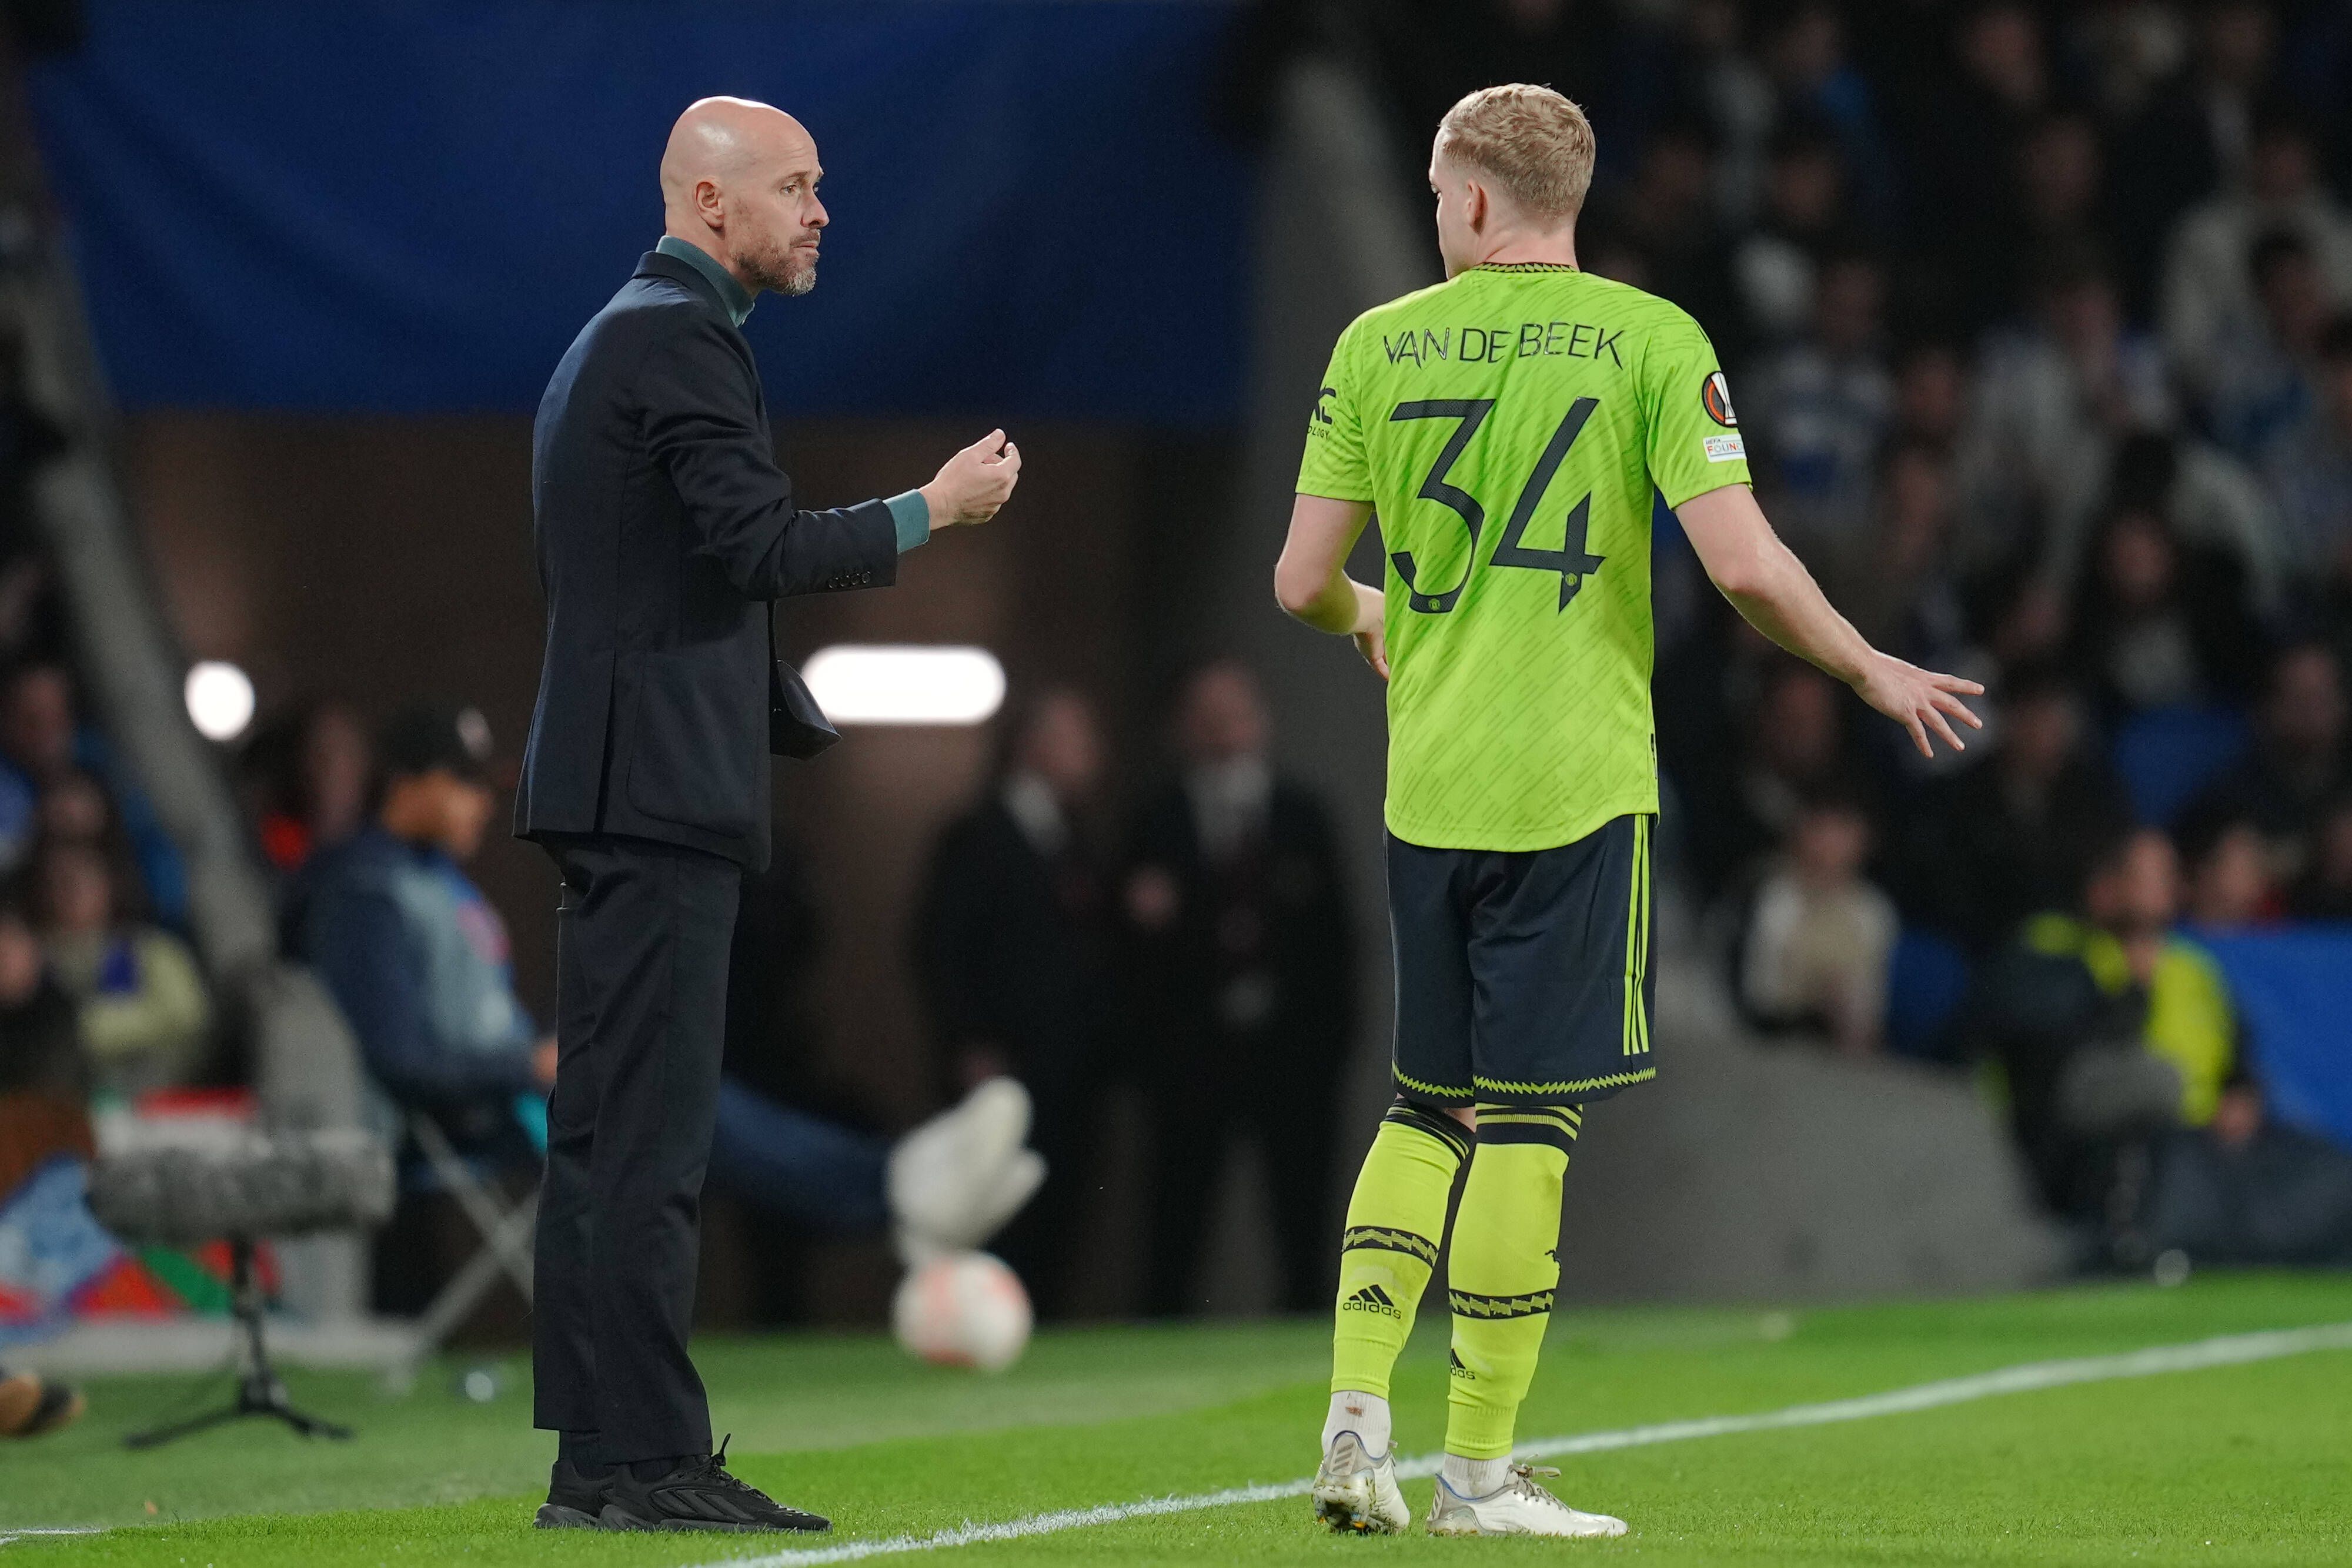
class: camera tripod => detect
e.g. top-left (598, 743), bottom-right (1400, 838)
top-left (124, 1238), bottom-right (353, 1449)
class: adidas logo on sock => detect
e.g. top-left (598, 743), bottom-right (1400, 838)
top-left (1341, 1283), bottom-right (1402, 1319)
top-left (1449, 1349), bottom-right (1475, 1381)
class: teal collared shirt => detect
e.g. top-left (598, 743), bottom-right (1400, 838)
top-left (655, 235), bottom-right (755, 327)
top-left (653, 236), bottom-right (927, 551)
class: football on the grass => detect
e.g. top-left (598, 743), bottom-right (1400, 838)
top-left (892, 1251), bottom-right (1033, 1372)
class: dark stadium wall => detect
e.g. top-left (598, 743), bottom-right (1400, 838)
top-left (128, 413), bottom-right (1232, 1153)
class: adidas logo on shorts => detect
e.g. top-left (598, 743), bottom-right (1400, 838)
top-left (1341, 1283), bottom-right (1402, 1319)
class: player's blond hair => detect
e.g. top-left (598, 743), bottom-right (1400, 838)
top-left (1435, 83), bottom-right (1595, 225)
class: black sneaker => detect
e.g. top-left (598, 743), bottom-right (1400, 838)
top-left (597, 1437), bottom-right (830, 1533)
top-left (533, 1458), bottom-right (611, 1529)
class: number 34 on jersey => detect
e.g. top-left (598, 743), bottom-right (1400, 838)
top-left (1295, 263), bottom-right (1749, 854)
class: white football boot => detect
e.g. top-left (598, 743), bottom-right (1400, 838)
top-left (1311, 1431), bottom-right (1411, 1535)
top-left (1426, 1464), bottom-right (1628, 1538)
top-left (888, 1078), bottom-right (1043, 1263)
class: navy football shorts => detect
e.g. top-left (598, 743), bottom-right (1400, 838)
top-left (1387, 813), bottom-right (1655, 1107)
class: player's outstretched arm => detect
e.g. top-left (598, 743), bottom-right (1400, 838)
top-left (1678, 483), bottom-right (1982, 758)
top-left (1275, 494), bottom-right (1388, 679)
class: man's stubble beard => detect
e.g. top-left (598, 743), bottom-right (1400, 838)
top-left (740, 236), bottom-right (817, 297)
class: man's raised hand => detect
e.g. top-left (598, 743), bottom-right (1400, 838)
top-left (1852, 650), bottom-right (1984, 759)
top-left (921, 429), bottom-right (1022, 530)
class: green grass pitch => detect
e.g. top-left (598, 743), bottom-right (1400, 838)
top-left (2, 1272), bottom-right (2348, 1566)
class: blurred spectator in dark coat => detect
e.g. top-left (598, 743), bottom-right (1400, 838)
top-left (34, 768), bottom-right (149, 914)
top-left (1960, 828), bottom-right (2251, 1238)
top-left (246, 700), bottom-right (372, 876)
top-left (1683, 660), bottom-right (1857, 901)
top-left (2163, 111), bottom-right (2352, 401)
top-left (2173, 798), bottom-right (2285, 930)
top-left (2187, 640), bottom-right (2350, 871)
top-left (1745, 251), bottom-right (1894, 579)
top-left (0, 897), bottom-right (88, 1201)
top-left (1881, 348), bottom-right (1996, 632)
top-left (0, 327), bottom-right (66, 671)
top-left (286, 705), bottom-right (552, 1148)
top-left (1965, 109), bottom-right (2110, 332)
top-left (1893, 666), bottom-right (2132, 952)
top-left (914, 688), bottom-right (1115, 1316)
top-left (2108, 0), bottom-right (2279, 313)
top-left (1122, 661), bottom-right (1352, 1316)
top-left (1890, 339), bottom-right (1970, 456)
top-left (0, 903), bottom-right (82, 1106)
top-left (1957, 251), bottom-right (2176, 596)
top-left (1585, 118), bottom-right (1739, 349)
top-left (1900, 2), bottom-right (2054, 265)
top-left (1761, 2), bottom-right (1893, 228)
top-left (2260, 315), bottom-right (2352, 601)
top-left (2288, 795), bottom-right (2352, 920)
top-left (0, 666), bottom-right (187, 930)
top-left (1848, 440), bottom-right (1973, 673)
top-left (2110, 431), bottom-right (2286, 624)
top-left (38, 770), bottom-right (116, 854)
top-left (32, 837), bottom-right (206, 1101)
top-left (1669, 0), bottom-right (1775, 227)
top-left (1730, 122), bottom-right (1859, 350)
top-left (2066, 503), bottom-right (2261, 717)
top-left (2204, 228), bottom-right (2332, 462)
top-left (0, 678), bottom-right (41, 874)
top-left (1733, 791), bottom-right (1897, 1057)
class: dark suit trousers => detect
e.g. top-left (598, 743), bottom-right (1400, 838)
top-left (533, 835), bottom-right (741, 1463)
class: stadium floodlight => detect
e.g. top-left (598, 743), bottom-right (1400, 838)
top-left (185, 660), bottom-right (256, 742)
top-left (802, 644), bottom-right (1005, 726)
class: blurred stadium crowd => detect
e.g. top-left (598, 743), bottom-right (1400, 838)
top-left (0, 336), bottom-right (202, 1124)
top-left (1251, 0), bottom-right (2352, 1265)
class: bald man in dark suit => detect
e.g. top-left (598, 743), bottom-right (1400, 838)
top-left (517, 96), bottom-right (1018, 1533)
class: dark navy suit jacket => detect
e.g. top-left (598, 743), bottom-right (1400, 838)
top-left (516, 251), bottom-right (898, 871)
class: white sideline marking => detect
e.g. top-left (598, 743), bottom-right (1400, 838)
top-left (700, 1319), bottom-right (2352, 1568)
top-left (0, 1528), bottom-right (101, 1545)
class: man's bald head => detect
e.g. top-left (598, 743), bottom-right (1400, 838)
top-left (660, 96), bottom-right (827, 298)
top-left (660, 98), bottom-right (810, 209)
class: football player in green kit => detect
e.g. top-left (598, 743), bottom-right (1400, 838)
top-left (1275, 83), bottom-right (1982, 1538)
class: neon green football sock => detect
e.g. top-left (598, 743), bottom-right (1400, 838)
top-left (1444, 1104), bottom-right (1579, 1460)
top-left (1330, 1100), bottom-right (1472, 1400)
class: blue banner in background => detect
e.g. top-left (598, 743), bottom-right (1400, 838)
top-left (24, 2), bottom-right (1248, 423)
top-left (2201, 928), bottom-right (2352, 1152)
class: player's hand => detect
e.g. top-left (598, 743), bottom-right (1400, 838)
top-left (1351, 581), bottom-right (1388, 681)
top-left (921, 430), bottom-right (1021, 529)
top-left (1852, 651), bottom-right (1983, 758)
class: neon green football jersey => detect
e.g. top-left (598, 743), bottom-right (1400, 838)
top-left (1295, 263), bottom-right (1750, 852)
